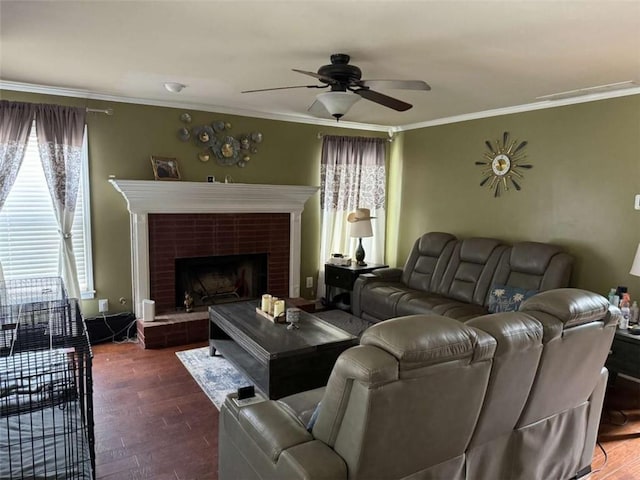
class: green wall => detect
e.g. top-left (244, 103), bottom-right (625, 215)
top-left (2, 89), bottom-right (639, 315)
top-left (1, 90), bottom-right (383, 315)
top-left (395, 95), bottom-right (640, 298)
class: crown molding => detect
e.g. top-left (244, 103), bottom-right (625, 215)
top-left (2, 79), bottom-right (639, 133)
top-left (0, 80), bottom-right (388, 132)
top-left (397, 87), bottom-right (640, 132)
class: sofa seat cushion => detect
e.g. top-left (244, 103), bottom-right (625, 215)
top-left (395, 292), bottom-right (461, 317)
top-left (394, 293), bottom-right (487, 320)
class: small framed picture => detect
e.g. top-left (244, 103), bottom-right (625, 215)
top-left (150, 156), bottom-right (181, 181)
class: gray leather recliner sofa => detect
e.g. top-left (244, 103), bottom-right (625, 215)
top-left (352, 232), bottom-right (574, 322)
top-left (218, 288), bottom-right (617, 480)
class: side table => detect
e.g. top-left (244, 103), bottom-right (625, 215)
top-left (606, 328), bottom-right (640, 382)
top-left (324, 262), bottom-right (388, 311)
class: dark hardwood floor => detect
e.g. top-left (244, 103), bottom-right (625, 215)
top-left (92, 340), bottom-right (217, 480)
top-left (591, 377), bottom-right (640, 479)
top-left (92, 341), bottom-right (640, 480)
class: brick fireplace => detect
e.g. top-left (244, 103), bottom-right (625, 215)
top-left (109, 180), bottom-right (318, 319)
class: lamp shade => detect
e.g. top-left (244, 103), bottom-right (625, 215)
top-left (316, 92), bottom-right (361, 120)
top-left (631, 243), bottom-right (640, 277)
top-left (349, 219), bottom-right (372, 238)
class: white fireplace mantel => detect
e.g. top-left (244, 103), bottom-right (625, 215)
top-left (109, 179), bottom-right (318, 317)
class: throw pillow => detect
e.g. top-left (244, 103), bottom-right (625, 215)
top-left (488, 285), bottom-right (538, 313)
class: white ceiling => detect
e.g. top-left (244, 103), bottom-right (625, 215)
top-left (2, 1), bottom-right (640, 130)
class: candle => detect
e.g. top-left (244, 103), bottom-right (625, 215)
top-left (269, 297), bottom-right (278, 315)
top-left (273, 299), bottom-right (285, 318)
top-left (261, 294), bottom-right (272, 312)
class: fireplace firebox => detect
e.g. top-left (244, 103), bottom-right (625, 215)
top-left (175, 254), bottom-right (268, 309)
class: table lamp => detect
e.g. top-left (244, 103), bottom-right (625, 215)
top-left (347, 208), bottom-right (374, 266)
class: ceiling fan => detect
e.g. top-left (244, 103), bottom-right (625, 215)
top-left (242, 53), bottom-right (431, 120)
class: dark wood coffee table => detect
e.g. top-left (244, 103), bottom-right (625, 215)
top-left (208, 300), bottom-right (358, 399)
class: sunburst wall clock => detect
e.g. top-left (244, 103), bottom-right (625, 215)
top-left (475, 131), bottom-right (533, 197)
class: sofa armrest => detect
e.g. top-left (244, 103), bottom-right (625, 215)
top-left (220, 396), bottom-right (347, 480)
top-left (365, 267), bottom-right (403, 280)
top-left (236, 399), bottom-right (313, 462)
top-left (353, 268), bottom-right (404, 317)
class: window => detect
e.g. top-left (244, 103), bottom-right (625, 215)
top-left (0, 123), bottom-right (94, 298)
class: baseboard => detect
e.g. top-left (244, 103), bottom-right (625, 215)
top-left (85, 312), bottom-right (136, 344)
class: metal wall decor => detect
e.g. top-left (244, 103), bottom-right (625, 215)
top-left (475, 131), bottom-right (532, 197)
top-left (177, 113), bottom-right (263, 168)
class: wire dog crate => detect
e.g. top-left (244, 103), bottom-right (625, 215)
top-left (0, 277), bottom-right (95, 479)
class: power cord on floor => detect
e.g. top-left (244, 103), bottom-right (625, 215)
top-left (113, 318), bottom-right (139, 344)
top-left (589, 408), bottom-right (629, 475)
top-left (590, 440), bottom-right (608, 474)
top-left (89, 313), bottom-right (138, 345)
top-left (101, 312), bottom-right (116, 338)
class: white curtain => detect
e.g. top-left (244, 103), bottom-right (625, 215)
top-left (318, 135), bottom-right (387, 299)
top-left (0, 101), bottom-right (36, 284)
top-left (34, 104), bottom-right (86, 298)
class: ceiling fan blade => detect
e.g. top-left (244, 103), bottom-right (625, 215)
top-left (241, 85), bottom-right (324, 93)
top-left (292, 69), bottom-right (337, 84)
top-left (360, 79), bottom-right (431, 91)
top-left (354, 88), bottom-right (412, 111)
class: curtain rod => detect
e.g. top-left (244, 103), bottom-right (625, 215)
top-left (86, 107), bottom-right (113, 115)
top-left (317, 131), bottom-right (395, 142)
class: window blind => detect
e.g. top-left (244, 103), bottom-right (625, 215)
top-left (0, 123), bottom-right (94, 298)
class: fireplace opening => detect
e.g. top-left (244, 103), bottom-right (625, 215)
top-left (175, 253), bottom-right (268, 310)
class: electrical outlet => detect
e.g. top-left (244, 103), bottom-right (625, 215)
top-left (306, 277), bottom-right (313, 288)
top-left (98, 299), bottom-right (109, 313)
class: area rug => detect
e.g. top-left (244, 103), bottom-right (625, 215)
top-left (176, 347), bottom-right (251, 409)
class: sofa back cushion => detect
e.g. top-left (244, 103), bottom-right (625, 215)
top-left (401, 232), bottom-right (457, 293)
top-left (439, 238), bottom-right (508, 305)
top-left (506, 289), bottom-right (617, 478)
top-left (491, 241), bottom-right (573, 293)
top-left (312, 315), bottom-right (496, 480)
top-left (517, 288), bottom-right (616, 424)
top-left (464, 312), bottom-right (544, 479)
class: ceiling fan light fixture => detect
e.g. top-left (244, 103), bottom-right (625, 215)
top-left (316, 91), bottom-right (361, 120)
top-left (164, 82), bottom-right (186, 93)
